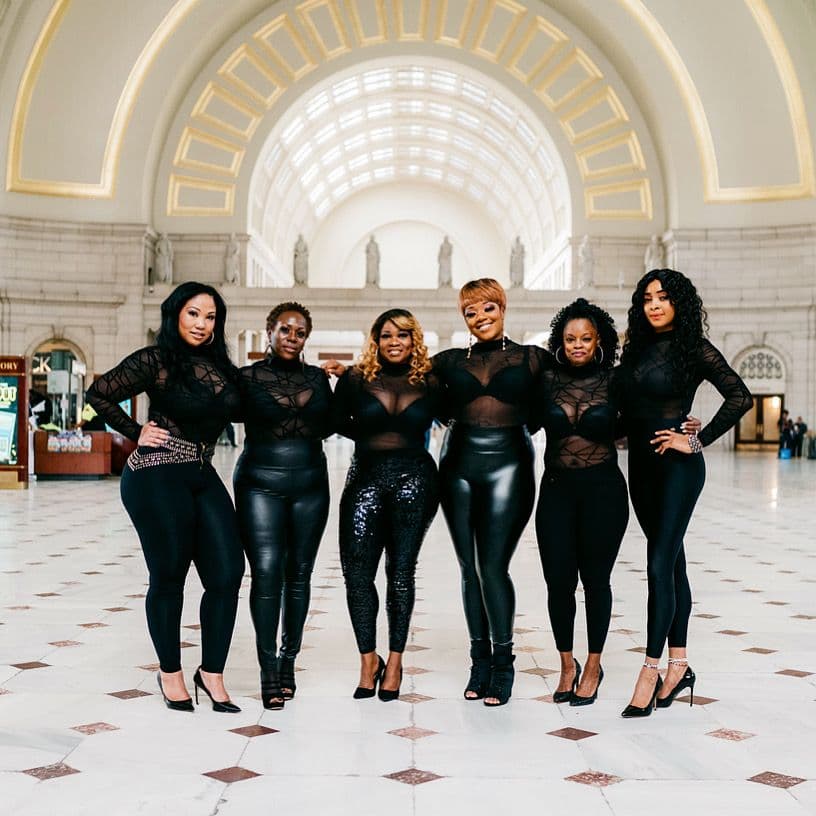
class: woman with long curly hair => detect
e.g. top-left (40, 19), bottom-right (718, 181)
top-left (531, 298), bottom-right (628, 706)
top-left (333, 309), bottom-right (442, 700)
top-left (433, 278), bottom-right (551, 706)
top-left (86, 281), bottom-right (244, 713)
top-left (233, 302), bottom-right (332, 709)
top-left (619, 269), bottom-right (752, 717)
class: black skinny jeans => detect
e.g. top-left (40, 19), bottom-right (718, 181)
top-left (120, 459), bottom-right (244, 674)
top-left (628, 420), bottom-right (705, 658)
top-left (535, 461), bottom-right (628, 654)
top-left (339, 449), bottom-right (439, 654)
top-left (234, 440), bottom-right (329, 669)
top-left (439, 426), bottom-right (535, 646)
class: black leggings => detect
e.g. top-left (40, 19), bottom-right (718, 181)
top-left (628, 426), bottom-right (705, 658)
top-left (439, 426), bottom-right (535, 646)
top-left (339, 450), bottom-right (439, 654)
top-left (535, 461), bottom-right (628, 653)
top-left (234, 440), bottom-right (329, 670)
top-left (120, 460), bottom-right (244, 674)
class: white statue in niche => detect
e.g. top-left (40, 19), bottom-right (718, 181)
top-left (438, 236), bottom-right (453, 287)
top-left (293, 234), bottom-right (308, 285)
top-left (577, 234), bottom-right (594, 288)
top-left (224, 233), bottom-right (240, 285)
top-left (155, 233), bottom-right (174, 284)
top-left (509, 236), bottom-right (525, 288)
top-left (365, 235), bottom-right (380, 287)
top-left (644, 234), bottom-right (665, 273)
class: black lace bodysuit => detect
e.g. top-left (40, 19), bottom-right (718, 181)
top-left (86, 345), bottom-right (239, 443)
top-left (432, 339), bottom-right (552, 428)
top-left (238, 356), bottom-right (333, 443)
top-left (621, 335), bottom-right (752, 447)
top-left (333, 362), bottom-right (443, 452)
top-left (534, 362), bottom-right (620, 470)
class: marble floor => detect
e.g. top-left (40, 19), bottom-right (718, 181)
top-left (1, 439), bottom-right (815, 816)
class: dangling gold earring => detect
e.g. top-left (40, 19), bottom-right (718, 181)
top-left (501, 334), bottom-right (506, 351)
top-left (205, 332), bottom-right (215, 346)
top-left (467, 333), bottom-right (473, 359)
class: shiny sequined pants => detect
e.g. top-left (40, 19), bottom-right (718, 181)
top-left (121, 460), bottom-right (244, 674)
top-left (439, 426), bottom-right (535, 646)
top-left (339, 450), bottom-right (439, 654)
top-left (535, 461), bottom-right (628, 653)
top-left (234, 440), bottom-right (329, 670)
top-left (628, 425), bottom-right (705, 658)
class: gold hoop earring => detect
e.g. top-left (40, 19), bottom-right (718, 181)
top-left (205, 332), bottom-right (215, 346)
top-left (555, 347), bottom-right (566, 365)
top-left (595, 347), bottom-right (604, 365)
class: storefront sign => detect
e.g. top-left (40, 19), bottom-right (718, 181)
top-left (0, 357), bottom-right (28, 488)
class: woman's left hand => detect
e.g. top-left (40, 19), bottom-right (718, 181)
top-left (650, 428), bottom-right (693, 455)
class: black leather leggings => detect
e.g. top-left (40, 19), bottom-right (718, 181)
top-left (120, 460), bottom-right (244, 674)
top-left (628, 421), bottom-right (705, 658)
top-left (535, 461), bottom-right (628, 653)
top-left (234, 440), bottom-right (329, 670)
top-left (439, 426), bottom-right (535, 646)
top-left (339, 450), bottom-right (439, 654)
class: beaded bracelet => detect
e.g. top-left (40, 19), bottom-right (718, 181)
top-left (687, 432), bottom-right (703, 454)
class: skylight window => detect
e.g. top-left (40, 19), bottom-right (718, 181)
top-left (344, 134), bottom-right (366, 151)
top-left (430, 70), bottom-right (457, 92)
top-left (306, 92), bottom-right (330, 120)
top-left (333, 181), bottom-right (350, 198)
top-left (489, 97), bottom-right (514, 125)
top-left (351, 171), bottom-right (371, 187)
top-left (339, 109), bottom-right (364, 129)
top-left (300, 163), bottom-right (319, 186)
top-left (371, 148), bottom-right (393, 162)
top-left (423, 167), bottom-right (443, 180)
top-left (367, 101), bottom-right (392, 119)
top-left (461, 80), bottom-right (487, 104)
top-left (315, 123), bottom-right (337, 144)
top-left (373, 167), bottom-right (394, 180)
top-left (427, 127), bottom-right (449, 142)
top-left (348, 154), bottom-right (369, 170)
top-left (291, 143), bottom-right (312, 167)
top-left (396, 67), bottom-right (425, 87)
top-left (321, 146), bottom-right (342, 166)
top-left (456, 111), bottom-right (480, 130)
top-left (327, 166), bottom-right (346, 184)
top-left (362, 68), bottom-right (392, 92)
top-left (428, 102), bottom-right (453, 120)
top-left (281, 117), bottom-right (305, 145)
top-left (424, 148), bottom-right (445, 163)
top-left (333, 77), bottom-right (360, 102)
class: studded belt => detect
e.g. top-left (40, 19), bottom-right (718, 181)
top-left (126, 436), bottom-right (215, 471)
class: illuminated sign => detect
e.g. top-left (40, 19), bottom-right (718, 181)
top-left (0, 375), bottom-right (19, 465)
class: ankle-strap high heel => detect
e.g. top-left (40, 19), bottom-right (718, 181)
top-left (570, 664), bottom-right (603, 707)
top-left (621, 663), bottom-right (662, 718)
top-left (553, 658), bottom-right (581, 704)
top-left (656, 658), bottom-right (696, 709)
top-left (193, 667), bottom-right (241, 713)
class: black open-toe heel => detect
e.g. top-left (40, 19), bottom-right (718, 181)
top-left (156, 672), bottom-right (194, 712)
top-left (571, 665), bottom-right (603, 706)
top-left (553, 658), bottom-right (581, 704)
top-left (464, 640), bottom-right (492, 700)
top-left (353, 655), bottom-right (385, 699)
top-left (656, 658), bottom-right (696, 708)
top-left (621, 663), bottom-right (662, 718)
top-left (484, 646), bottom-right (515, 707)
top-left (193, 667), bottom-right (241, 713)
top-left (278, 656), bottom-right (296, 701)
top-left (260, 667), bottom-right (285, 710)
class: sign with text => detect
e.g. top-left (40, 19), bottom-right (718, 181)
top-left (0, 357), bottom-right (28, 487)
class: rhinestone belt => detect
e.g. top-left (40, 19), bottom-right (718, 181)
top-left (126, 436), bottom-right (215, 471)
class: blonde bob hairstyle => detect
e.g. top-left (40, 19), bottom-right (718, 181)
top-left (458, 278), bottom-right (507, 314)
top-left (357, 308), bottom-right (432, 385)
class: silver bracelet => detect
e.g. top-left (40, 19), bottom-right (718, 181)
top-left (687, 432), bottom-right (703, 454)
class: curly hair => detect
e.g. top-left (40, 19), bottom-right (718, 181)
top-left (621, 268), bottom-right (709, 390)
top-left (548, 298), bottom-right (618, 368)
top-left (265, 301), bottom-right (313, 337)
top-left (458, 278), bottom-right (507, 313)
top-left (156, 281), bottom-right (235, 385)
top-left (357, 308), bottom-right (432, 385)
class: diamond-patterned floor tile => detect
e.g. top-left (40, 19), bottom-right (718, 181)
top-left (388, 726), bottom-right (438, 740)
top-left (72, 722), bottom-right (119, 735)
top-left (791, 614), bottom-right (816, 620)
top-left (399, 693), bottom-right (434, 703)
top-left (137, 663), bottom-right (161, 671)
top-left (103, 607), bottom-right (130, 612)
top-left (742, 647), bottom-right (776, 654)
top-left (78, 622), bottom-right (108, 629)
top-left (203, 766), bottom-right (261, 783)
top-left (566, 771), bottom-right (622, 787)
top-left (521, 667), bottom-right (557, 677)
top-left (717, 629), bottom-right (747, 636)
top-left (676, 694), bottom-right (717, 705)
top-left (775, 669), bottom-right (813, 678)
top-left (35, 592), bottom-right (60, 597)
top-left (108, 689), bottom-right (152, 700)
top-left (403, 666), bottom-right (430, 676)
top-left (748, 771), bottom-right (806, 789)
top-left (23, 763), bottom-right (81, 780)
top-left (12, 661), bottom-right (50, 670)
top-left (403, 644), bottom-right (429, 652)
top-left (229, 725), bottom-right (278, 737)
top-left (49, 640), bottom-right (82, 647)
top-left (384, 768), bottom-right (443, 785)
top-left (548, 727), bottom-right (597, 741)
top-left (693, 613), bottom-right (720, 619)
top-left (707, 728), bottom-right (756, 741)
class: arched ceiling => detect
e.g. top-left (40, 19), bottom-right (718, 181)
top-left (0, 0), bottom-right (814, 230)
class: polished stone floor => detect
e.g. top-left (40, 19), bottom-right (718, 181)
top-left (1, 438), bottom-right (814, 815)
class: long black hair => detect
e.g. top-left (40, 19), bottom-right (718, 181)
top-left (548, 297), bottom-right (618, 368)
top-left (155, 281), bottom-right (234, 385)
top-left (621, 268), bottom-right (708, 390)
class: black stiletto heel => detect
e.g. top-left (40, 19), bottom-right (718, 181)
top-left (621, 663), bottom-right (662, 718)
top-left (553, 658), bottom-right (581, 704)
top-left (570, 664), bottom-right (603, 707)
top-left (278, 656), bottom-right (296, 700)
top-left (193, 667), bottom-right (241, 713)
top-left (156, 672), bottom-right (194, 712)
top-left (378, 665), bottom-right (403, 702)
top-left (353, 655), bottom-right (385, 699)
top-left (464, 640), bottom-right (492, 700)
top-left (656, 659), bottom-right (696, 709)
top-left (260, 667), bottom-right (284, 710)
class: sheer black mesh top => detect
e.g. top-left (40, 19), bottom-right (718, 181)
top-left (621, 334), bottom-right (753, 447)
top-left (238, 356), bottom-right (333, 443)
top-left (432, 339), bottom-right (552, 428)
top-left (332, 360), bottom-right (443, 452)
top-left (86, 345), bottom-right (239, 444)
top-left (533, 362), bottom-right (620, 470)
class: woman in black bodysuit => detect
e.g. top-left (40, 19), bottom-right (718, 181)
top-left (531, 299), bottom-right (627, 706)
top-left (434, 278), bottom-right (551, 706)
top-left (233, 302), bottom-right (332, 709)
top-left (619, 269), bottom-right (752, 717)
top-left (333, 309), bottom-right (441, 701)
top-left (86, 282), bottom-right (243, 713)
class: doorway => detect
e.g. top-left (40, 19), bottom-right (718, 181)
top-left (736, 393), bottom-right (783, 448)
